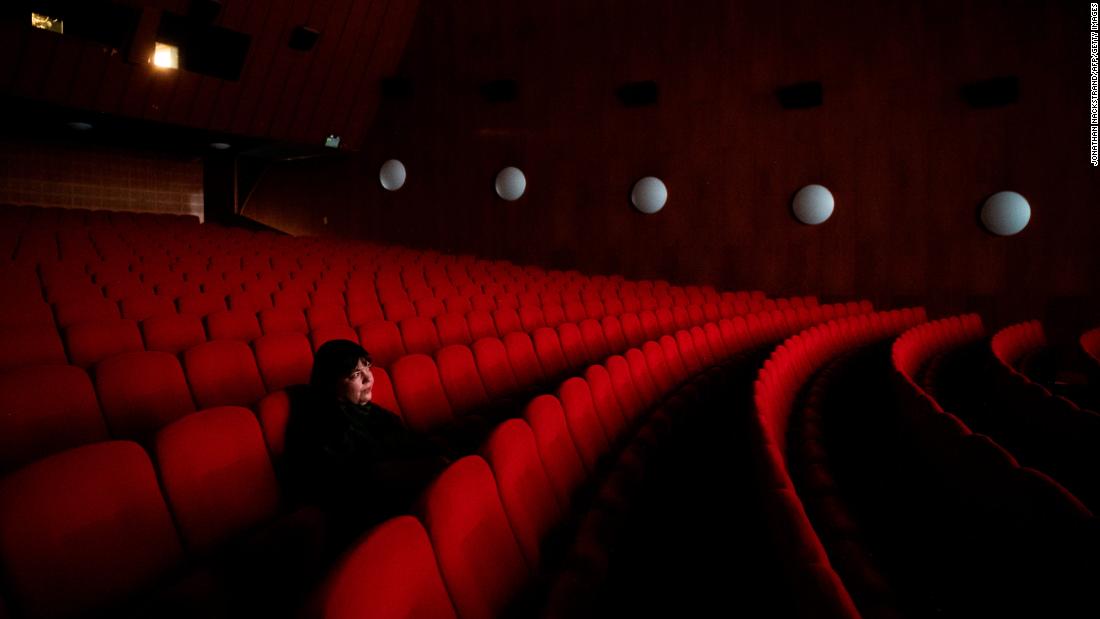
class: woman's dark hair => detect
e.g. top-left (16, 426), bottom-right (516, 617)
top-left (310, 339), bottom-right (372, 394)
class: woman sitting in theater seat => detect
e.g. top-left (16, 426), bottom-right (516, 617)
top-left (284, 339), bottom-right (450, 540)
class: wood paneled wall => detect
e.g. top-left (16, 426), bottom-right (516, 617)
top-left (0, 0), bottom-right (420, 149)
top-left (244, 0), bottom-right (1100, 330)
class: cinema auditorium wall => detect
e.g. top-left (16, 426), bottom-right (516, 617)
top-left (242, 0), bottom-right (1099, 332)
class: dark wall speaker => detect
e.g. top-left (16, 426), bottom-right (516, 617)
top-left (776, 81), bottom-right (823, 109)
top-left (480, 79), bottom-right (519, 103)
top-left (616, 81), bottom-right (659, 107)
top-left (960, 76), bottom-right (1019, 108)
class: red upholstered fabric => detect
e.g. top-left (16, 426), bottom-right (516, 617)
top-left (399, 316), bottom-right (442, 355)
top-left (254, 333), bottom-right (315, 392)
top-left (391, 354), bottom-right (455, 433)
top-left (579, 319), bottom-right (610, 360)
top-left (273, 287), bottom-right (311, 311)
top-left (369, 367), bottom-right (402, 419)
top-left (54, 296), bottom-right (121, 328)
top-left (95, 351), bottom-right (196, 440)
top-left (482, 419), bottom-right (563, 570)
top-left (142, 314), bottom-right (207, 354)
top-left (311, 325), bottom-right (359, 352)
top-left (307, 303), bottom-right (350, 330)
top-left (524, 395), bottom-right (588, 510)
top-left (466, 310), bottom-right (499, 340)
top-left (543, 304), bottom-right (566, 327)
top-left (383, 299), bottom-right (416, 322)
top-left (177, 291), bottom-right (228, 317)
top-left (0, 442), bottom-right (183, 619)
top-left (119, 292), bottom-right (177, 321)
top-left (0, 365), bottom-right (108, 473)
top-left (421, 456), bottom-right (530, 619)
top-left (260, 308), bottom-right (309, 336)
top-left (0, 299), bottom-right (54, 329)
top-left (155, 407), bottom-right (280, 556)
top-left (606, 355), bottom-right (645, 424)
top-left (600, 315), bottom-right (627, 353)
top-left (473, 338), bottom-right (521, 399)
top-left (184, 340), bottom-right (267, 409)
top-left (659, 335), bottom-right (690, 384)
top-left (256, 390), bottom-right (290, 461)
top-left (435, 313), bottom-right (473, 347)
top-left (584, 365), bottom-right (629, 443)
top-left (503, 332), bottom-right (546, 386)
top-left (558, 378), bottom-right (611, 473)
top-left (206, 309), bottom-right (263, 342)
top-left (357, 320), bottom-right (406, 369)
top-left (317, 516), bottom-right (457, 619)
top-left (642, 341), bottom-right (675, 394)
top-left (435, 345), bottom-right (491, 415)
top-left (675, 330), bottom-right (703, 374)
top-left (532, 327), bottom-right (569, 379)
top-left (347, 292), bottom-right (385, 326)
top-left (557, 323), bottom-right (592, 368)
top-left (492, 308), bottom-right (522, 336)
top-left (518, 306), bottom-right (546, 331)
top-left (0, 325), bottom-right (67, 371)
top-left (638, 311), bottom-right (662, 341)
top-left (229, 288), bottom-right (274, 313)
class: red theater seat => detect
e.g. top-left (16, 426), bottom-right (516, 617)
top-left (606, 355), bottom-right (645, 424)
top-left (558, 378), bottom-right (611, 473)
top-left (435, 313), bottom-right (473, 347)
top-left (579, 319), bottom-right (611, 360)
top-left (0, 365), bottom-right (108, 473)
top-left (532, 327), bottom-right (569, 379)
top-left (155, 407), bottom-right (281, 556)
top-left (315, 516), bottom-right (457, 619)
top-left (177, 291), bottom-right (228, 317)
top-left (390, 354), bottom-right (455, 433)
top-left (524, 395), bottom-right (587, 511)
top-left (273, 287), bottom-right (311, 311)
top-left (519, 306), bottom-right (546, 331)
top-left (0, 326), bottom-right (67, 371)
top-left (142, 314), bottom-right (207, 354)
top-left (311, 325), bottom-right (359, 352)
top-left (473, 338), bottom-right (522, 399)
top-left (481, 419), bottom-right (563, 569)
top-left (357, 320), bottom-right (407, 368)
top-left (307, 303), bottom-right (349, 330)
top-left (95, 351), bottom-right (195, 441)
top-left (229, 288), bottom-right (274, 313)
top-left (421, 456), bottom-right (530, 619)
top-left (557, 323), bottom-right (592, 368)
top-left (260, 308), bottom-right (309, 336)
top-left (492, 308), bottom-right (522, 336)
top-left (184, 340), bottom-right (267, 409)
top-left (503, 332), bottom-right (546, 386)
top-left (435, 345), bottom-right (491, 415)
top-left (119, 292), bottom-right (177, 321)
top-left (0, 442), bottom-right (183, 619)
top-left (254, 333), bottom-right (315, 392)
top-left (584, 365), bottom-right (629, 444)
top-left (206, 309), bottom-right (264, 342)
top-left (399, 316), bottom-right (442, 355)
top-left (54, 296), bottom-right (120, 329)
top-left (466, 310), bottom-right (499, 341)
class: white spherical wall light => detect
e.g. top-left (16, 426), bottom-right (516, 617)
top-left (495, 167), bottom-right (526, 201)
top-left (792, 184), bottom-right (835, 225)
top-left (981, 191), bottom-right (1030, 236)
top-left (379, 159), bottom-right (406, 191)
top-left (631, 176), bottom-right (667, 214)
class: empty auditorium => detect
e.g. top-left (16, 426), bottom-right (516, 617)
top-left (1, 1), bottom-right (1098, 618)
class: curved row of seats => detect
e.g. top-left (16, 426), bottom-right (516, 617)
top-left (752, 309), bottom-right (928, 619)
top-left (309, 301), bottom-right (858, 619)
top-left (0, 297), bottom-right (854, 476)
top-left (889, 317), bottom-right (1100, 616)
top-left (0, 298), bottom-right (777, 619)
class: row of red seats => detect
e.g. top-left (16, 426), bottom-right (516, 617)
top-left (990, 319), bottom-right (1046, 371)
top-left (0, 299), bottom-right (748, 619)
top-left (753, 309), bottom-right (929, 619)
top-left (5, 296), bottom-right (846, 475)
top-left (311, 313), bottom-right (755, 619)
top-left (1082, 325), bottom-right (1100, 370)
top-left (889, 320), bottom-right (1099, 616)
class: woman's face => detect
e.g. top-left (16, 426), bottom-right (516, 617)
top-left (340, 359), bottom-right (374, 405)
